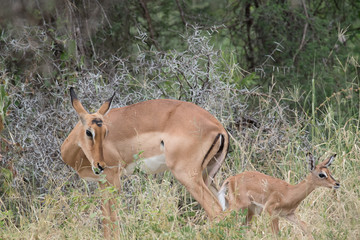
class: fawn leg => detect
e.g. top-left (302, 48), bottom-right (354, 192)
top-left (285, 213), bottom-right (314, 240)
top-left (245, 205), bottom-right (255, 226)
top-left (264, 202), bottom-right (281, 235)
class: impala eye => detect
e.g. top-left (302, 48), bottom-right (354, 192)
top-left (319, 173), bottom-right (326, 178)
top-left (86, 130), bottom-right (93, 138)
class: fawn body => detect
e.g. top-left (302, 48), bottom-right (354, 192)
top-left (217, 153), bottom-right (340, 238)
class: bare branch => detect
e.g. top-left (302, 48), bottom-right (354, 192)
top-left (139, 0), bottom-right (160, 50)
top-left (175, 0), bottom-right (187, 26)
top-left (293, 0), bottom-right (310, 63)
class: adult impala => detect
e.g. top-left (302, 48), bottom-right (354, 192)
top-left (61, 88), bottom-right (229, 237)
top-left (217, 153), bottom-right (340, 239)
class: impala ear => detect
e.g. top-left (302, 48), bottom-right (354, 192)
top-left (321, 154), bottom-right (336, 168)
top-left (70, 87), bottom-right (88, 125)
top-left (306, 153), bottom-right (315, 171)
top-left (70, 87), bottom-right (88, 115)
top-left (97, 92), bottom-right (115, 115)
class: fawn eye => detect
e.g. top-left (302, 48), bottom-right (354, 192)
top-left (319, 173), bottom-right (326, 178)
top-left (86, 130), bottom-right (93, 138)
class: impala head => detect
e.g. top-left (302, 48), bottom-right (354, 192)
top-left (70, 87), bottom-right (115, 175)
top-left (307, 153), bottom-right (340, 189)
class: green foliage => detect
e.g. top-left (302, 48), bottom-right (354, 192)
top-left (0, 0), bottom-right (359, 106)
top-left (0, 167), bottom-right (14, 196)
top-left (0, 83), bottom-right (10, 130)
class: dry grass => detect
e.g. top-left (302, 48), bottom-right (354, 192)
top-left (1, 108), bottom-right (359, 240)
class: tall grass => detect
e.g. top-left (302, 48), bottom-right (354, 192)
top-left (1, 87), bottom-right (360, 240)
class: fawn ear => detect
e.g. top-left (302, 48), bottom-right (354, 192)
top-left (97, 92), bottom-right (115, 115)
top-left (321, 154), bottom-right (336, 168)
top-left (306, 153), bottom-right (315, 171)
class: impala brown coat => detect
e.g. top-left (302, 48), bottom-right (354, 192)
top-left (61, 88), bottom-right (229, 237)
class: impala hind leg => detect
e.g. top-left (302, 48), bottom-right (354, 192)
top-left (171, 167), bottom-right (223, 219)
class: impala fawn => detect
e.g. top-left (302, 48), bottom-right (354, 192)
top-left (217, 153), bottom-right (340, 238)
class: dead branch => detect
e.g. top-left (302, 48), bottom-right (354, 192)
top-left (139, 0), bottom-right (160, 50)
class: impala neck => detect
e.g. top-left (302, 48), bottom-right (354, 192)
top-left (288, 174), bottom-right (317, 206)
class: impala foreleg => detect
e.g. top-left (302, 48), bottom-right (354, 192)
top-left (99, 182), bottom-right (119, 239)
top-left (101, 197), bottom-right (117, 239)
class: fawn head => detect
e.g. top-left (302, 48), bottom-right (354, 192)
top-left (307, 153), bottom-right (340, 189)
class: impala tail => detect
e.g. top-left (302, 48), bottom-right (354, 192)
top-left (217, 181), bottom-right (229, 211)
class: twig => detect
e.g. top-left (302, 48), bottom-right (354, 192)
top-left (139, 0), bottom-right (160, 50)
top-left (227, 131), bottom-right (256, 171)
top-left (175, 0), bottom-right (187, 26)
top-left (245, 2), bottom-right (254, 68)
top-left (293, 0), bottom-right (310, 63)
top-left (202, 54), bottom-right (211, 91)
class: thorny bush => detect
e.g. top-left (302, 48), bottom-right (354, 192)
top-left (0, 27), bottom-right (310, 196)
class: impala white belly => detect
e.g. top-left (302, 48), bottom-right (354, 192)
top-left (124, 154), bottom-right (168, 175)
top-left (140, 154), bottom-right (168, 174)
top-left (83, 176), bottom-right (101, 182)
